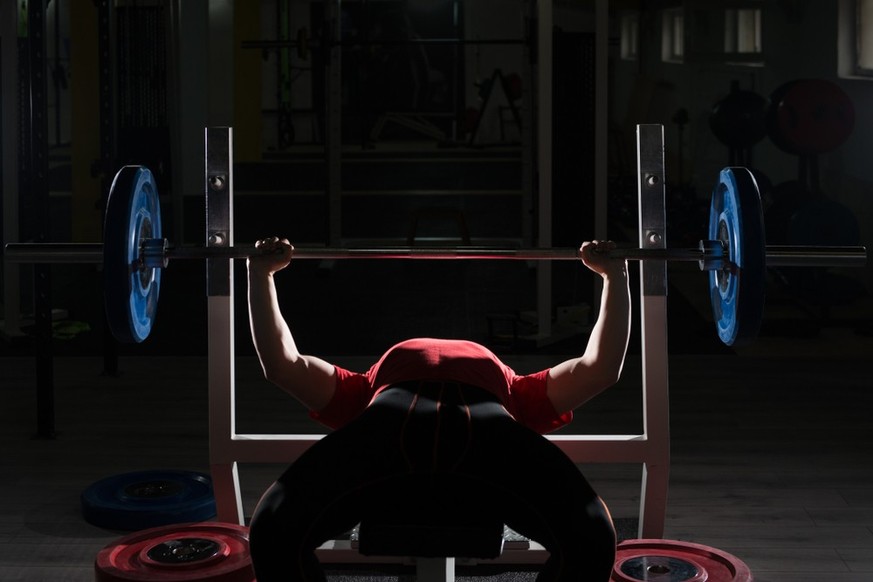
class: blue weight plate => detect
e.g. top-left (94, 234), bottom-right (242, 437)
top-left (82, 470), bottom-right (216, 531)
top-left (708, 167), bottom-right (766, 346)
top-left (103, 166), bottom-right (162, 343)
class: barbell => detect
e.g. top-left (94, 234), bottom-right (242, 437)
top-left (3, 165), bottom-right (867, 346)
top-left (241, 27), bottom-right (529, 61)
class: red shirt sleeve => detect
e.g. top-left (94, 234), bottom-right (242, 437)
top-left (308, 366), bottom-right (373, 430)
top-left (506, 369), bottom-right (573, 434)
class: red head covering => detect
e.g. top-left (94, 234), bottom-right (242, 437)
top-left (369, 338), bottom-right (511, 392)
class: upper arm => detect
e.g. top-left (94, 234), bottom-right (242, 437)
top-left (546, 268), bottom-right (631, 415)
top-left (265, 353), bottom-right (338, 412)
top-left (546, 356), bottom-right (620, 416)
top-left (509, 369), bottom-right (573, 434)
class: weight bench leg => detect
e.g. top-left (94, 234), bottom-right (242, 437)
top-left (211, 462), bottom-right (244, 525)
top-left (417, 557), bottom-right (455, 582)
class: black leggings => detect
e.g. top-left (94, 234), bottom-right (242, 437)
top-left (248, 382), bottom-right (616, 581)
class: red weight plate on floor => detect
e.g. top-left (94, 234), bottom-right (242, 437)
top-left (612, 539), bottom-right (753, 582)
top-left (95, 522), bottom-right (254, 582)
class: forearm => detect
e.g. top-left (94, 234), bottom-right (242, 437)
top-left (247, 270), bottom-right (300, 377)
top-left (547, 265), bottom-right (631, 413)
top-left (581, 270), bottom-right (631, 385)
top-left (246, 267), bottom-right (336, 410)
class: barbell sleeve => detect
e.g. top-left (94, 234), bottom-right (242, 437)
top-left (605, 244), bottom-right (867, 268)
top-left (763, 245), bottom-right (867, 268)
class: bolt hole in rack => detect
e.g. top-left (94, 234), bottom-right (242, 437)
top-left (3, 125), bottom-right (867, 568)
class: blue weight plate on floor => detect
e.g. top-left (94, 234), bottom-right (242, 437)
top-left (82, 470), bottom-right (216, 531)
top-left (708, 167), bottom-right (766, 346)
top-left (103, 166), bottom-right (162, 343)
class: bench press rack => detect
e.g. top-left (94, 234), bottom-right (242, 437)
top-left (204, 124), bottom-right (671, 575)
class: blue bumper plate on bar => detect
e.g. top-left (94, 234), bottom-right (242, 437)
top-left (103, 166), bottom-right (162, 343)
top-left (708, 167), bottom-right (766, 346)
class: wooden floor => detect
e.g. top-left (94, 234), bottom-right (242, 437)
top-left (2, 325), bottom-right (872, 581)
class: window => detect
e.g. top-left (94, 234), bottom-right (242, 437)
top-left (837, 0), bottom-right (873, 78)
top-left (856, 0), bottom-right (873, 73)
top-left (725, 8), bottom-right (762, 54)
top-left (662, 8), bottom-right (684, 63)
top-left (620, 11), bottom-right (639, 61)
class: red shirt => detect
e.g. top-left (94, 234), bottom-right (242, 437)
top-left (310, 338), bottom-right (572, 434)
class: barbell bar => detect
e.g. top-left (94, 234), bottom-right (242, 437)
top-left (1, 165), bottom-right (868, 346)
top-left (241, 26), bottom-right (529, 61)
top-left (242, 37), bottom-right (529, 49)
top-left (4, 241), bottom-right (867, 268)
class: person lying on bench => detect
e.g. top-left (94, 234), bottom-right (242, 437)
top-left (246, 237), bottom-right (631, 582)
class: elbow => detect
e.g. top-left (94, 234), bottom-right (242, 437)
top-left (591, 362), bottom-right (625, 393)
top-left (260, 354), bottom-right (308, 392)
top-left (598, 346), bottom-right (628, 388)
top-left (255, 346), bottom-right (300, 387)
top-left (261, 362), bottom-right (293, 389)
top-left (592, 375), bottom-right (620, 395)
top-left (608, 360), bottom-right (627, 387)
top-left (607, 360), bottom-right (626, 386)
top-left (262, 367), bottom-right (281, 385)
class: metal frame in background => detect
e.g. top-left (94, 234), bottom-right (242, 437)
top-left (205, 124), bottom-right (671, 567)
top-left (23, 0), bottom-right (56, 440)
top-left (1, 1), bottom-right (23, 344)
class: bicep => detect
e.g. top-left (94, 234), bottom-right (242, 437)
top-left (269, 354), bottom-right (338, 411)
top-left (546, 357), bottom-right (604, 415)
